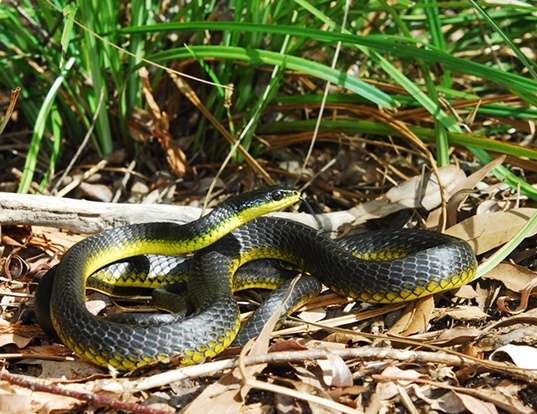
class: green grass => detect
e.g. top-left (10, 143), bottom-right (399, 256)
top-left (0, 0), bottom-right (536, 196)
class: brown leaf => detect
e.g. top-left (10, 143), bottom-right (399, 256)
top-left (427, 156), bottom-right (506, 228)
top-left (20, 360), bottom-right (103, 380)
top-left (139, 67), bottom-right (187, 177)
top-left (389, 296), bottom-right (434, 335)
top-left (482, 262), bottom-right (537, 292)
top-left (414, 388), bottom-right (465, 413)
top-left (454, 392), bottom-right (498, 414)
top-left (347, 166), bottom-right (466, 228)
top-left (0, 381), bottom-right (79, 414)
top-left (445, 208), bottom-right (537, 255)
top-left (297, 309), bottom-right (326, 323)
top-left (435, 306), bottom-right (488, 321)
top-left (0, 333), bottom-right (32, 349)
top-left (78, 182), bottom-right (113, 202)
top-left (432, 327), bottom-right (481, 345)
top-left (268, 339), bottom-right (308, 353)
top-left (453, 284), bottom-right (478, 299)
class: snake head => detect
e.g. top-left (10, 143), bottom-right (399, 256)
top-left (225, 187), bottom-right (301, 221)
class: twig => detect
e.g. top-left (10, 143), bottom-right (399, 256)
top-left (0, 87), bottom-right (21, 135)
top-left (0, 290), bottom-right (33, 298)
top-left (0, 370), bottom-right (170, 414)
top-left (56, 160), bottom-right (108, 197)
top-left (112, 160), bottom-right (136, 202)
top-left (102, 346), bottom-right (523, 393)
top-left (0, 353), bottom-right (75, 362)
top-left (0, 165), bottom-right (464, 233)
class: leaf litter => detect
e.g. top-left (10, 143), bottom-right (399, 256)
top-left (2, 162), bottom-right (537, 412)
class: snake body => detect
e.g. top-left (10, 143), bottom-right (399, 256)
top-left (37, 188), bottom-right (477, 370)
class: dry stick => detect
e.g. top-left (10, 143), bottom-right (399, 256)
top-left (283, 317), bottom-right (537, 383)
top-left (116, 347), bottom-right (506, 393)
top-left (0, 290), bottom-right (33, 298)
top-left (112, 159), bottom-right (136, 202)
top-left (0, 353), bottom-right (75, 362)
top-left (56, 159), bottom-right (108, 198)
top-left (0, 371), bottom-right (170, 414)
top-left (0, 87), bottom-right (21, 135)
top-left (0, 165), bottom-right (463, 233)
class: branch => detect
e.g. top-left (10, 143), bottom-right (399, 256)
top-left (0, 165), bottom-right (465, 233)
top-left (0, 370), bottom-right (170, 414)
top-left (92, 345), bottom-right (537, 393)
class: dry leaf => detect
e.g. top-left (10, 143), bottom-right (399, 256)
top-left (0, 333), bottom-right (32, 349)
top-left (329, 166), bottom-right (466, 229)
top-left (78, 182), bottom-right (113, 202)
top-left (453, 284), bottom-right (478, 299)
top-left (18, 360), bottom-right (102, 380)
top-left (268, 339), bottom-right (308, 353)
top-left (427, 156), bottom-right (505, 228)
top-left (389, 296), bottom-right (434, 335)
top-left (379, 366), bottom-right (423, 384)
top-left (445, 208), bottom-right (537, 255)
top-left (436, 306), bottom-right (488, 321)
top-left (414, 388), bottom-right (465, 413)
top-left (432, 327), bottom-right (481, 345)
top-left (0, 381), bottom-right (79, 414)
top-left (293, 366), bottom-right (327, 393)
top-left (366, 382), bottom-right (398, 414)
top-left (316, 354), bottom-right (353, 388)
top-left (454, 392), bottom-right (498, 414)
top-left (297, 309), bottom-right (326, 323)
top-left (482, 262), bottom-right (537, 292)
top-left (490, 344), bottom-right (537, 369)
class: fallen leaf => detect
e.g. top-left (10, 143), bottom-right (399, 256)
top-left (453, 284), bottom-right (478, 299)
top-left (0, 381), bottom-right (79, 414)
top-left (482, 262), bottom-right (537, 292)
top-left (322, 166), bottom-right (466, 230)
top-left (297, 309), bottom-right (326, 323)
top-left (18, 360), bottom-right (102, 380)
top-left (427, 156), bottom-right (505, 228)
top-left (379, 366), bottom-right (423, 384)
top-left (78, 182), bottom-right (113, 202)
top-left (268, 339), bottom-right (308, 353)
top-left (490, 344), bottom-right (537, 369)
top-left (435, 306), bottom-right (488, 321)
top-left (432, 327), bottom-right (481, 345)
top-left (389, 296), bottom-right (434, 336)
top-left (454, 392), bottom-right (498, 414)
top-left (316, 354), bottom-right (353, 388)
top-left (414, 388), bottom-right (465, 413)
top-left (0, 333), bottom-right (32, 348)
top-left (304, 340), bottom-right (346, 352)
top-left (445, 208), bottom-right (537, 255)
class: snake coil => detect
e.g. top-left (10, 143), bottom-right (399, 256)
top-left (36, 188), bottom-right (476, 370)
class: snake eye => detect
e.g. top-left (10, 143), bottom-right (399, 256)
top-left (271, 190), bottom-right (284, 201)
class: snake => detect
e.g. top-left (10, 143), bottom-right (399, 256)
top-left (35, 188), bottom-right (477, 371)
